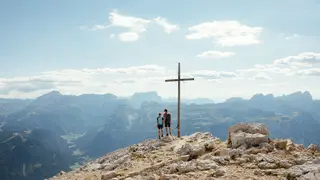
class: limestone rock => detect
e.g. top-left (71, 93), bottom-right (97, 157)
top-left (176, 162), bottom-right (197, 173)
top-left (101, 171), bottom-right (118, 180)
top-left (159, 174), bottom-right (179, 180)
top-left (213, 169), bottom-right (226, 177)
top-left (177, 143), bottom-right (193, 155)
top-left (273, 139), bottom-right (287, 150)
top-left (196, 160), bottom-right (218, 170)
top-left (285, 163), bottom-right (320, 179)
top-left (257, 162), bottom-right (278, 169)
top-left (308, 144), bottom-right (320, 152)
top-left (227, 123), bottom-right (269, 147)
top-left (229, 149), bottom-right (243, 159)
top-left (188, 132), bottom-right (213, 142)
top-left (230, 131), bottom-right (269, 148)
top-left (203, 139), bottom-right (216, 151)
top-left (161, 136), bottom-right (174, 143)
top-left (279, 160), bottom-right (293, 169)
top-left (190, 144), bottom-right (206, 158)
top-left (179, 155), bottom-right (190, 161)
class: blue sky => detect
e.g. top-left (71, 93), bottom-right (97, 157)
top-left (1, 0), bottom-right (320, 101)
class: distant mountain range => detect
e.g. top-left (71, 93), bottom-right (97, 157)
top-left (0, 90), bottom-right (319, 180)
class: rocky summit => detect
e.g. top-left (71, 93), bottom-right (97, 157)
top-left (49, 123), bottom-right (320, 180)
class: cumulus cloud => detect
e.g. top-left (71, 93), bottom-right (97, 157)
top-left (153, 17), bottom-right (179, 34)
top-left (0, 77), bottom-right (81, 95)
top-left (108, 10), bottom-right (151, 33)
top-left (249, 73), bottom-right (272, 80)
top-left (0, 64), bottom-right (174, 97)
top-left (285, 34), bottom-right (300, 40)
top-left (118, 32), bottom-right (139, 42)
top-left (196, 51), bottom-right (235, 59)
top-left (238, 52), bottom-right (320, 77)
top-left (185, 21), bottom-right (263, 46)
top-left (295, 68), bottom-right (320, 76)
top-left (109, 10), bottom-right (151, 42)
top-left (188, 70), bottom-right (238, 80)
top-left (85, 11), bottom-right (180, 42)
top-left (274, 52), bottom-right (320, 67)
top-left (82, 10), bottom-right (151, 42)
top-left (0, 64), bottom-right (242, 97)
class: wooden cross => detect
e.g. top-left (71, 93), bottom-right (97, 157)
top-left (165, 62), bottom-right (194, 137)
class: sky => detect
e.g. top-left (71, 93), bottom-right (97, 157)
top-left (1, 0), bottom-right (320, 101)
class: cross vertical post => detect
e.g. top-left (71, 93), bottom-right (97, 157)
top-left (165, 62), bottom-right (194, 137)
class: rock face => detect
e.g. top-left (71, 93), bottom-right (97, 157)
top-left (49, 123), bottom-right (320, 180)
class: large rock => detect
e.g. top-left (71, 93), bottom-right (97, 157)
top-left (177, 143), bottom-right (206, 159)
top-left (187, 132), bottom-right (213, 142)
top-left (227, 123), bottom-right (269, 148)
top-left (101, 171), bottom-right (118, 180)
top-left (230, 131), bottom-right (269, 149)
top-left (196, 160), bottom-right (218, 170)
top-left (307, 144), bottom-right (320, 152)
top-left (285, 163), bottom-right (320, 180)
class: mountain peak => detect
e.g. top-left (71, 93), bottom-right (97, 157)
top-left (39, 91), bottom-right (62, 98)
top-left (49, 123), bottom-right (320, 180)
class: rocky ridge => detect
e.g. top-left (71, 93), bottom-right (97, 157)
top-left (49, 123), bottom-right (320, 180)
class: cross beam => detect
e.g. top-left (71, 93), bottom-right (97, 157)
top-left (165, 62), bottom-right (194, 137)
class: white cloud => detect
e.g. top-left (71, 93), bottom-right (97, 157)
top-left (109, 10), bottom-right (151, 33)
top-left (0, 65), bottom-right (242, 98)
top-left (250, 73), bottom-right (272, 80)
top-left (108, 10), bottom-right (151, 42)
top-left (238, 64), bottom-right (293, 75)
top-left (118, 32), bottom-right (139, 42)
top-left (295, 68), bottom-right (320, 76)
top-left (153, 17), bottom-right (179, 34)
top-left (188, 70), bottom-right (238, 80)
top-left (274, 52), bottom-right (320, 67)
top-left (83, 10), bottom-right (151, 42)
top-left (80, 25), bottom-right (110, 31)
top-left (285, 34), bottom-right (300, 40)
top-left (91, 25), bottom-right (110, 31)
top-left (238, 52), bottom-right (320, 77)
top-left (196, 51), bottom-right (235, 59)
top-left (185, 20), bottom-right (263, 46)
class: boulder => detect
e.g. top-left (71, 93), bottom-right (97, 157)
top-left (230, 131), bottom-right (269, 148)
top-left (196, 160), bottom-right (218, 170)
top-left (161, 136), bottom-right (174, 143)
top-left (227, 123), bottom-right (269, 148)
top-left (273, 139), bottom-right (287, 150)
top-left (213, 169), bottom-right (226, 177)
top-left (188, 132), bottom-right (213, 142)
top-left (176, 162), bottom-right (197, 173)
top-left (101, 171), bottom-right (118, 180)
top-left (285, 163), bottom-right (320, 180)
top-left (307, 144), bottom-right (320, 152)
top-left (179, 155), bottom-right (190, 161)
top-left (177, 144), bottom-right (193, 155)
top-left (279, 160), bottom-right (294, 169)
top-left (177, 143), bottom-right (205, 159)
top-left (190, 144), bottom-right (206, 158)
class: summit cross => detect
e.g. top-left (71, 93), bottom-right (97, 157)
top-left (165, 62), bottom-right (194, 137)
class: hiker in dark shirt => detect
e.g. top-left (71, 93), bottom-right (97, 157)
top-left (163, 109), bottom-right (172, 136)
top-left (156, 112), bottom-right (164, 139)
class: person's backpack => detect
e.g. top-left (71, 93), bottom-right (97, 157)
top-left (157, 116), bottom-right (162, 124)
top-left (166, 113), bottom-right (171, 121)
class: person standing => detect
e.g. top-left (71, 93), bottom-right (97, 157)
top-left (156, 112), bottom-right (164, 139)
top-left (163, 109), bottom-right (172, 136)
